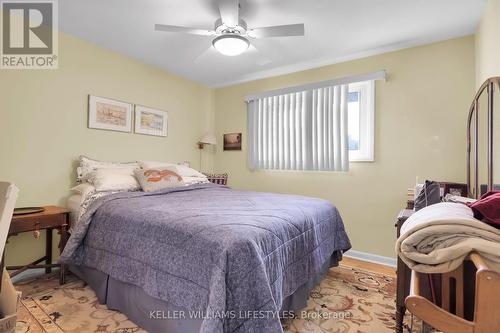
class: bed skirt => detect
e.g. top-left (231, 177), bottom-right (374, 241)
top-left (70, 251), bottom-right (342, 333)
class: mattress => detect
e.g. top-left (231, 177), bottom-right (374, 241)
top-left (66, 193), bottom-right (82, 233)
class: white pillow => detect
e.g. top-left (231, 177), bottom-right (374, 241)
top-left (87, 168), bottom-right (140, 192)
top-left (79, 156), bottom-right (138, 182)
top-left (138, 160), bottom-right (206, 179)
top-left (175, 164), bottom-right (207, 179)
top-left (182, 176), bottom-right (210, 186)
top-left (137, 160), bottom-right (175, 169)
top-left (134, 167), bottom-right (184, 192)
top-left (70, 183), bottom-right (96, 198)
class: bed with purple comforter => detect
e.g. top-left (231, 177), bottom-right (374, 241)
top-left (60, 183), bottom-right (351, 333)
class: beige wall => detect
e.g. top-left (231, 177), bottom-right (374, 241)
top-left (475, 0), bottom-right (500, 183)
top-left (213, 37), bottom-right (476, 258)
top-left (0, 31), bottom-right (478, 264)
top-left (0, 33), bottom-right (214, 265)
top-left (475, 0), bottom-right (500, 85)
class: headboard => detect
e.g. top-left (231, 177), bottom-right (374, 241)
top-left (466, 77), bottom-right (500, 198)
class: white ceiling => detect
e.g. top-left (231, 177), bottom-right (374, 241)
top-left (59, 0), bottom-right (485, 88)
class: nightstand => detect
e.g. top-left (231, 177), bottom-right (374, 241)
top-left (395, 209), bottom-right (413, 333)
top-left (5, 206), bottom-right (70, 284)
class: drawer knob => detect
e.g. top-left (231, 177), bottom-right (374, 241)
top-left (33, 221), bottom-right (41, 239)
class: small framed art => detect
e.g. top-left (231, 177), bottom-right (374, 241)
top-left (134, 105), bottom-right (168, 137)
top-left (441, 182), bottom-right (468, 197)
top-left (88, 95), bottom-right (133, 133)
top-left (223, 133), bottom-right (242, 151)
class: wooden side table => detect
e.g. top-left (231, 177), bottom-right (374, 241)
top-left (5, 206), bottom-right (70, 285)
top-left (395, 209), bottom-right (413, 333)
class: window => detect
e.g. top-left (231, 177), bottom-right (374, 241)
top-left (348, 81), bottom-right (374, 161)
top-left (246, 71), bottom-right (383, 171)
top-left (247, 86), bottom-right (349, 171)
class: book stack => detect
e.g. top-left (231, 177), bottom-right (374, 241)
top-left (407, 188), bottom-right (415, 209)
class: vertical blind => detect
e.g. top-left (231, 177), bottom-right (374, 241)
top-left (247, 84), bottom-right (349, 171)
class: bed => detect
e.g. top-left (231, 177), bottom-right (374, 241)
top-left (60, 182), bottom-right (351, 333)
top-left (66, 193), bottom-right (83, 232)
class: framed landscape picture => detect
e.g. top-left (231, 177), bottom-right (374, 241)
top-left (134, 105), bottom-right (168, 137)
top-left (88, 95), bottom-right (133, 133)
top-left (223, 133), bottom-right (242, 151)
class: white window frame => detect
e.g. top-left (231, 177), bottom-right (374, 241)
top-left (348, 80), bottom-right (375, 162)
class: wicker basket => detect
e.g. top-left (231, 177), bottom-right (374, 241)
top-left (204, 173), bottom-right (228, 185)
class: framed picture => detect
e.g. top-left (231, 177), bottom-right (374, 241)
top-left (88, 95), bottom-right (133, 133)
top-left (134, 105), bottom-right (168, 137)
top-left (223, 133), bottom-right (242, 151)
top-left (441, 182), bottom-right (468, 197)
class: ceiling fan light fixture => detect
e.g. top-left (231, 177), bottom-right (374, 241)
top-left (212, 34), bottom-right (249, 56)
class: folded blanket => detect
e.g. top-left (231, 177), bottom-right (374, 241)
top-left (396, 202), bottom-right (500, 273)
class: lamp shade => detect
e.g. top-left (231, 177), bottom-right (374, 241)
top-left (199, 132), bottom-right (217, 145)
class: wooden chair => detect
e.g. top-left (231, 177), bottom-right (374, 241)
top-left (0, 182), bottom-right (19, 294)
top-left (405, 253), bottom-right (500, 333)
top-left (0, 182), bottom-right (19, 333)
top-left (0, 183), bottom-right (18, 259)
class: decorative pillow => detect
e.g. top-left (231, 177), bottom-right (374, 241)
top-left (134, 167), bottom-right (184, 192)
top-left (78, 155), bottom-right (138, 182)
top-left (87, 168), bottom-right (140, 192)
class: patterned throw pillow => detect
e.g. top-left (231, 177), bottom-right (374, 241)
top-left (134, 167), bottom-right (184, 192)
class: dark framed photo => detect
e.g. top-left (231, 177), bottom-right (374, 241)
top-left (223, 133), bottom-right (242, 151)
top-left (441, 182), bottom-right (468, 197)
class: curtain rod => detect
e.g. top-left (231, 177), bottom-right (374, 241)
top-left (244, 70), bottom-right (387, 103)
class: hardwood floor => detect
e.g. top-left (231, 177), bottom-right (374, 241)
top-left (341, 256), bottom-right (396, 277)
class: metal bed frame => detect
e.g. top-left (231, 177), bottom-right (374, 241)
top-left (403, 77), bottom-right (500, 333)
top-left (466, 77), bottom-right (500, 198)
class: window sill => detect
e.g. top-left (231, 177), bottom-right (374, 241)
top-left (350, 159), bottom-right (375, 163)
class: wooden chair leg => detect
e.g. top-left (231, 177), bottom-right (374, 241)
top-left (442, 265), bottom-right (464, 317)
top-left (473, 269), bottom-right (500, 333)
top-left (407, 254), bottom-right (500, 333)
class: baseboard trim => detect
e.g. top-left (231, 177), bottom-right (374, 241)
top-left (344, 250), bottom-right (397, 268)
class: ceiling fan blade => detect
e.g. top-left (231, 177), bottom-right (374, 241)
top-left (193, 46), bottom-right (217, 63)
top-left (155, 24), bottom-right (214, 36)
top-left (249, 23), bottom-right (305, 38)
top-left (247, 44), bottom-right (271, 66)
top-left (218, 0), bottom-right (239, 27)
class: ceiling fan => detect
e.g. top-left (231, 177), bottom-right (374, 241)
top-left (154, 0), bottom-right (305, 59)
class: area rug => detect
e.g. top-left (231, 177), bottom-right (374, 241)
top-left (14, 265), bottom-right (416, 333)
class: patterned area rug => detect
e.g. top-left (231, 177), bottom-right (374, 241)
top-left (14, 265), bottom-right (416, 333)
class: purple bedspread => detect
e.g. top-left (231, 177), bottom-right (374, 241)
top-left (60, 183), bottom-right (351, 333)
